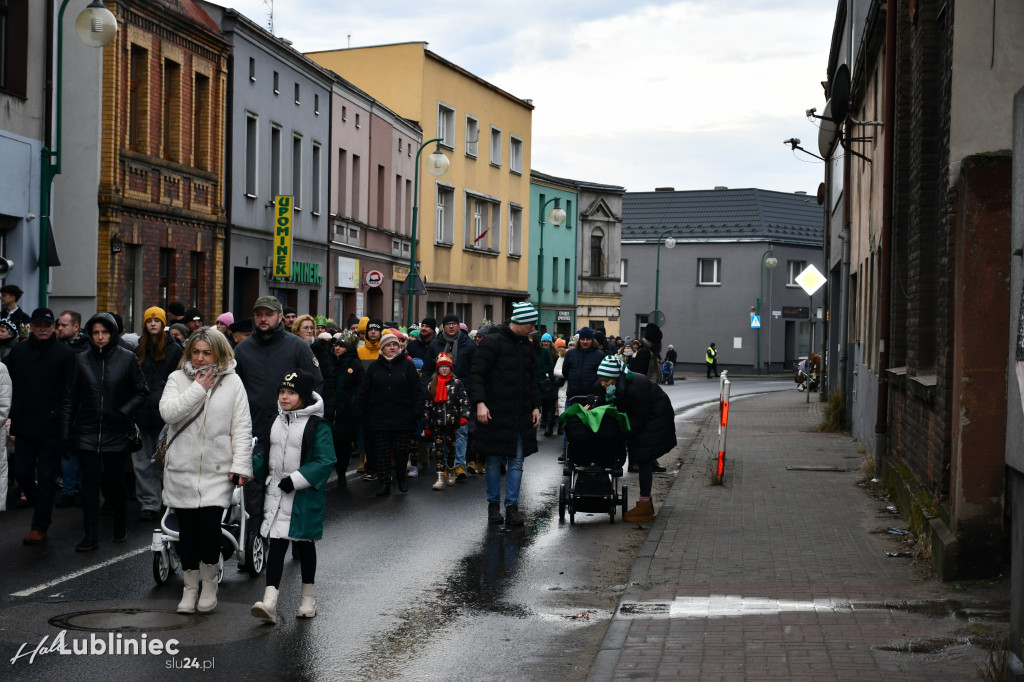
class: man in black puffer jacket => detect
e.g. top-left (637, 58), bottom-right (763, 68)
top-left (4, 307), bottom-right (75, 545)
top-left (470, 303), bottom-right (540, 527)
top-left (60, 312), bottom-right (149, 551)
top-left (559, 326), bottom-right (605, 401)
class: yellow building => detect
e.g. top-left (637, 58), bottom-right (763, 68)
top-left (308, 43), bottom-right (533, 328)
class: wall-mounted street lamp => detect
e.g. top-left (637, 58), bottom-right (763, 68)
top-left (756, 246), bottom-right (778, 374)
top-left (653, 229), bottom-right (675, 326)
top-left (39, 0), bottom-right (119, 306)
top-left (406, 138), bottom-right (449, 328)
top-left (535, 197), bottom-right (566, 331)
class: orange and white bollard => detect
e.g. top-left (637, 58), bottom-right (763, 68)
top-left (714, 371), bottom-right (731, 484)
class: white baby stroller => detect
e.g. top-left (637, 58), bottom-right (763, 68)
top-left (151, 482), bottom-right (265, 585)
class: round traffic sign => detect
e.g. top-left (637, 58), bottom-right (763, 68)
top-left (648, 310), bottom-right (666, 327)
top-left (365, 270), bottom-right (383, 288)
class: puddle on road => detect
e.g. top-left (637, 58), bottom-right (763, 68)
top-left (358, 505), bottom-right (550, 679)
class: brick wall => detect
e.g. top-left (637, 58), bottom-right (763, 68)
top-left (97, 0), bottom-right (230, 321)
top-left (887, 0), bottom-right (956, 500)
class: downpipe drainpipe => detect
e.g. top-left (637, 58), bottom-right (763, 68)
top-left (874, 0), bottom-right (896, 480)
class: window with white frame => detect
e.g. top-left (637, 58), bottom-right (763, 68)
top-left (435, 185), bottom-right (454, 244)
top-left (244, 113), bottom-right (257, 196)
top-left (391, 238), bottom-right (410, 259)
top-left (437, 102), bottom-right (455, 148)
top-left (465, 116), bottom-right (478, 158)
top-left (787, 260), bottom-right (806, 286)
top-left (490, 126), bottom-right (501, 166)
top-left (464, 194), bottom-right (500, 251)
top-left (311, 142), bottom-right (321, 215)
top-left (509, 135), bottom-right (523, 174)
top-left (270, 124), bottom-right (282, 198)
top-left (620, 259), bottom-right (628, 285)
top-left (698, 258), bottom-right (721, 285)
top-left (332, 223), bottom-right (359, 245)
top-left (508, 204), bottom-right (522, 256)
top-left (292, 134), bottom-right (302, 208)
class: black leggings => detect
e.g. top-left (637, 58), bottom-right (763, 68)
top-left (266, 538), bottom-right (316, 588)
top-left (175, 506), bottom-right (224, 570)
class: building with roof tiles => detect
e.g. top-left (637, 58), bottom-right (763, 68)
top-left (620, 187), bottom-right (823, 373)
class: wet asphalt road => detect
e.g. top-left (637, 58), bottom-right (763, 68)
top-left (0, 376), bottom-right (792, 680)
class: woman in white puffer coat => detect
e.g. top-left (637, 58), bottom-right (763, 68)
top-left (160, 327), bottom-right (253, 616)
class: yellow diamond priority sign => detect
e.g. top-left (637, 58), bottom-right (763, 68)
top-left (795, 264), bottom-right (827, 295)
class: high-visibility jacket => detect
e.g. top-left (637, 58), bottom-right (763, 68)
top-left (706, 346), bottom-right (718, 363)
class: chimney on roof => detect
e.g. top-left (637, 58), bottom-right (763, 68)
top-left (714, 186), bottom-right (728, 190)
top-left (654, 187), bottom-right (675, 192)
top-left (794, 191), bottom-right (807, 195)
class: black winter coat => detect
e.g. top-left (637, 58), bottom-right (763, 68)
top-left (135, 333), bottom-right (183, 430)
top-left (631, 344), bottom-right (653, 376)
top-left (311, 338), bottom-right (337, 422)
top-left (429, 331), bottom-right (476, 379)
top-left (355, 351), bottom-right (422, 431)
top-left (4, 334), bottom-right (75, 437)
top-left (469, 324), bottom-right (539, 459)
top-left (405, 337), bottom-right (436, 378)
top-left (561, 345), bottom-right (605, 399)
top-left (606, 372), bottom-right (676, 463)
top-left (330, 348), bottom-right (364, 427)
top-left (235, 324), bottom-right (324, 441)
top-left (60, 338), bottom-right (149, 453)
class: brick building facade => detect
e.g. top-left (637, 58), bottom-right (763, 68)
top-left (97, 0), bottom-right (230, 330)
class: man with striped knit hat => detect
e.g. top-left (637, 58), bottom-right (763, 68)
top-left (469, 302), bottom-right (541, 527)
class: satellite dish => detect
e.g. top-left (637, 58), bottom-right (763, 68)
top-left (816, 182), bottom-right (826, 206)
top-left (830, 63), bottom-right (850, 123)
top-left (817, 99), bottom-right (838, 158)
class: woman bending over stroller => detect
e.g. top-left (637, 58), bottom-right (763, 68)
top-left (595, 355), bottom-right (676, 522)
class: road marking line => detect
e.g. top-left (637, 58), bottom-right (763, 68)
top-left (11, 546), bottom-right (150, 597)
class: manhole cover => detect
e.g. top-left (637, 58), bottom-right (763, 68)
top-left (49, 609), bottom-right (194, 632)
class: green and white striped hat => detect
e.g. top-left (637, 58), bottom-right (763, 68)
top-left (510, 302), bottom-right (538, 325)
top-left (597, 355), bottom-right (623, 378)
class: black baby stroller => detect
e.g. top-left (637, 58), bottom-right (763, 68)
top-left (557, 397), bottom-right (629, 524)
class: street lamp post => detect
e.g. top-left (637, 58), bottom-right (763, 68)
top-left (653, 229), bottom-right (676, 325)
top-left (406, 138), bottom-right (449, 329)
top-left (39, 0), bottom-right (118, 306)
top-left (535, 197), bottom-right (566, 332)
top-left (756, 246), bottom-right (778, 374)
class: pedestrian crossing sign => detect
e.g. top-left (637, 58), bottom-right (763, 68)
top-left (750, 314), bottom-right (761, 329)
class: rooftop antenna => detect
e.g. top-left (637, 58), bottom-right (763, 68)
top-left (263, 0), bottom-right (273, 34)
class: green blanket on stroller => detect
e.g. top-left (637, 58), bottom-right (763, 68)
top-left (559, 403), bottom-right (631, 434)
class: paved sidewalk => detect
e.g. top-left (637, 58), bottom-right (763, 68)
top-left (588, 390), bottom-right (1009, 681)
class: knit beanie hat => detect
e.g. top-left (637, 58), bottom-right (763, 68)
top-left (510, 302), bottom-right (538, 324)
top-left (357, 316), bottom-right (369, 332)
top-left (216, 312), bottom-right (234, 326)
top-left (554, 338), bottom-right (566, 348)
top-left (0, 318), bottom-right (18, 338)
top-left (279, 369), bottom-right (314, 405)
top-left (168, 301), bottom-right (186, 317)
top-left (420, 317), bottom-right (438, 330)
top-left (379, 332), bottom-right (399, 349)
top-left (144, 306), bottom-right (167, 326)
top-left (541, 333), bottom-right (553, 342)
top-left (442, 313), bottom-right (460, 326)
top-left (577, 326), bottom-right (594, 339)
top-left (597, 355), bottom-right (623, 378)
top-left (367, 318), bottom-right (384, 332)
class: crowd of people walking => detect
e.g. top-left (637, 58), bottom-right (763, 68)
top-left (1, 283), bottom-right (679, 621)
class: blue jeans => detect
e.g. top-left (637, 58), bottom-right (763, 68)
top-left (455, 424), bottom-right (468, 468)
top-left (485, 435), bottom-right (524, 507)
top-left (61, 452), bottom-right (81, 495)
top-left (14, 437), bottom-right (61, 531)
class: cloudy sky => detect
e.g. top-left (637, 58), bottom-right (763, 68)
top-left (215, 0), bottom-right (836, 194)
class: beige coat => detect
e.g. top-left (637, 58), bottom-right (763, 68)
top-left (159, 361), bottom-right (253, 510)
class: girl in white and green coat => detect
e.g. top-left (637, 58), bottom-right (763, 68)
top-left (250, 369), bottom-right (335, 624)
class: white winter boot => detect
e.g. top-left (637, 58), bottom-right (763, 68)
top-left (296, 583), bottom-right (317, 618)
top-left (197, 562), bottom-right (219, 613)
top-left (432, 471), bottom-right (446, 490)
top-left (251, 586), bottom-right (279, 624)
top-left (177, 569), bottom-right (200, 614)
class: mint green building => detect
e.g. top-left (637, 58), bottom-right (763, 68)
top-left (529, 171), bottom-right (578, 339)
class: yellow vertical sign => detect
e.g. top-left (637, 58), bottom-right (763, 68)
top-left (274, 195), bottom-right (293, 278)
